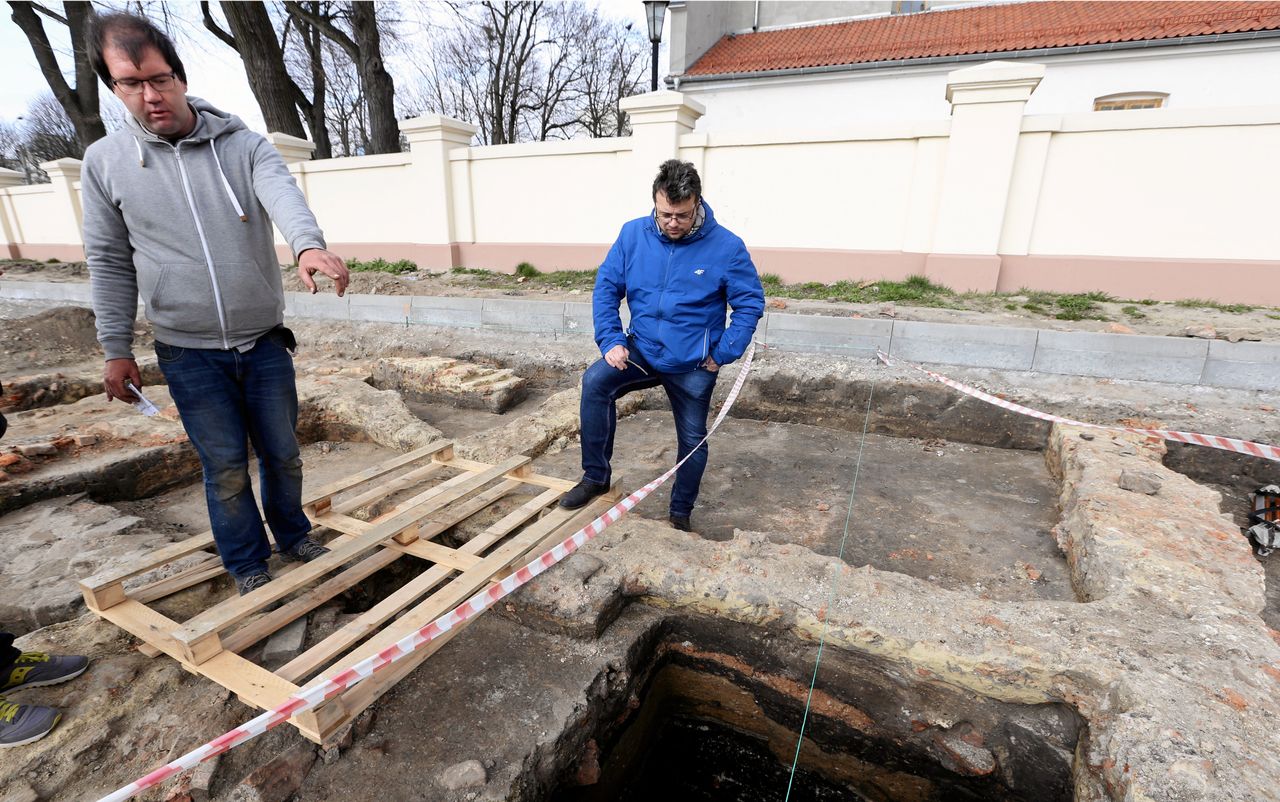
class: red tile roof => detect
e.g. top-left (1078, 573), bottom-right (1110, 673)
top-left (683, 1), bottom-right (1280, 77)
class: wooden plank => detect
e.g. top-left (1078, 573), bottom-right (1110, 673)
top-left (93, 600), bottom-right (301, 712)
top-left (81, 534), bottom-right (216, 595)
top-left (442, 456), bottom-right (576, 492)
top-left (276, 485), bottom-right (559, 683)
top-left (174, 454), bottom-right (531, 657)
top-left (330, 461), bottom-right (447, 517)
top-left (131, 558), bottom-right (225, 605)
top-left (335, 496), bottom-right (614, 717)
top-left (301, 440), bottom-right (453, 512)
top-left (222, 548), bottom-right (402, 654)
top-left (300, 499), bottom-right (607, 689)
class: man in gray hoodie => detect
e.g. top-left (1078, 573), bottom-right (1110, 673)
top-left (81, 11), bottom-right (349, 595)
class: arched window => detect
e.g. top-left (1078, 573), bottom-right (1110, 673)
top-left (1093, 92), bottom-right (1168, 111)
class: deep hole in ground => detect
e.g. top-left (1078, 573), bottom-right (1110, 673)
top-left (549, 617), bottom-right (1080, 802)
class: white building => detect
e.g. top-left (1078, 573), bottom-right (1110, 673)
top-left (666, 0), bottom-right (1280, 131)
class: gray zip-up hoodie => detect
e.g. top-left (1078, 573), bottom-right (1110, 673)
top-left (82, 97), bottom-right (326, 360)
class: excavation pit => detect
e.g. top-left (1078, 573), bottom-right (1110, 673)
top-left (549, 620), bottom-right (1081, 802)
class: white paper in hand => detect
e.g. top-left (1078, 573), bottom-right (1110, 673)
top-left (125, 381), bottom-right (159, 417)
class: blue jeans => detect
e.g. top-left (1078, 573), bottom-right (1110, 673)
top-left (579, 344), bottom-right (718, 518)
top-left (156, 337), bottom-right (311, 579)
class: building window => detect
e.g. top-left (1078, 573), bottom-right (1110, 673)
top-left (892, 1), bottom-right (928, 13)
top-left (1093, 92), bottom-right (1168, 111)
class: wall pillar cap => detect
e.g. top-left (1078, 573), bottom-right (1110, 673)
top-left (620, 91), bottom-right (705, 129)
top-left (39, 157), bottom-right (83, 175)
top-left (946, 60), bottom-right (1045, 105)
top-left (0, 167), bottom-right (25, 187)
top-left (266, 131), bottom-right (316, 163)
top-left (399, 115), bottom-right (478, 147)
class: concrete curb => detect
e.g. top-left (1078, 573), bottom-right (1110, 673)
top-left (3, 281), bottom-right (1275, 391)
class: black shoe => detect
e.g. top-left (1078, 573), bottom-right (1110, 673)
top-left (669, 515), bottom-right (692, 532)
top-left (559, 479), bottom-right (609, 510)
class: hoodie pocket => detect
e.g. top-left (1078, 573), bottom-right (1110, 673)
top-left (219, 263), bottom-right (283, 334)
top-left (141, 263), bottom-right (221, 336)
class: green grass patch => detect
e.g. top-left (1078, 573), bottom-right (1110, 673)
top-left (763, 274), bottom-right (955, 307)
top-left (1053, 293), bottom-right (1108, 321)
top-left (1121, 305), bottom-right (1146, 320)
top-left (1004, 303), bottom-right (1018, 311)
top-left (346, 257), bottom-right (417, 275)
top-left (451, 266), bottom-right (491, 275)
top-left (529, 268), bottom-right (597, 289)
top-left (515, 262), bottom-right (540, 278)
top-left (760, 272), bottom-right (783, 288)
top-left (1173, 298), bottom-right (1255, 314)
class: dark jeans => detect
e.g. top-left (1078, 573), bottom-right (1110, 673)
top-left (156, 336), bottom-right (311, 579)
top-left (579, 344), bottom-right (718, 518)
top-left (0, 632), bottom-right (17, 676)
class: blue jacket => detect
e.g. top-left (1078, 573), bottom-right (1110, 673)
top-left (593, 200), bottom-right (765, 374)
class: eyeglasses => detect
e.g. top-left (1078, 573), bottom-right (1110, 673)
top-left (112, 72), bottom-right (179, 95)
top-left (656, 208), bottom-right (696, 224)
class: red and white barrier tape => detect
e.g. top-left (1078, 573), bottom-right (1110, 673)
top-left (876, 349), bottom-right (1280, 462)
top-left (97, 344), bottom-right (756, 802)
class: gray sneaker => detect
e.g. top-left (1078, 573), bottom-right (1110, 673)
top-left (279, 537), bottom-right (330, 563)
top-left (0, 696), bottom-right (60, 747)
top-left (1, 652), bottom-right (89, 692)
top-left (234, 572), bottom-right (273, 596)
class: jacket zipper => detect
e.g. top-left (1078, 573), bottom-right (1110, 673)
top-left (172, 143), bottom-right (231, 349)
top-left (656, 241), bottom-right (674, 346)
top-left (702, 328), bottom-right (709, 361)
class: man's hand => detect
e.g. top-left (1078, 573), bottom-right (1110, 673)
top-left (104, 358), bottom-right (142, 402)
top-left (703, 356), bottom-right (719, 373)
top-left (604, 344), bottom-right (629, 371)
top-left (297, 249), bottom-right (349, 297)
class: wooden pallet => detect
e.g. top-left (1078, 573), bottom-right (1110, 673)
top-left (79, 441), bottom-right (619, 743)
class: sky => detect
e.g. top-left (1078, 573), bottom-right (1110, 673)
top-left (0, 0), bottom-right (668, 134)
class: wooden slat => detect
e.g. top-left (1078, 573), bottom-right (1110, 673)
top-left (299, 498), bottom-right (606, 689)
top-left (222, 548), bottom-right (402, 653)
top-left (330, 461), bottom-right (447, 517)
top-left (94, 600), bottom-right (301, 713)
top-left (81, 534), bottom-right (216, 594)
top-left (443, 456), bottom-right (576, 492)
top-left (276, 486), bottom-right (561, 683)
top-left (174, 455), bottom-right (531, 655)
top-left (301, 440), bottom-right (453, 509)
top-left (335, 498), bottom-right (614, 716)
top-left (131, 557), bottom-right (225, 604)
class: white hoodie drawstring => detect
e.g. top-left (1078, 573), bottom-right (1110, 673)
top-left (133, 137), bottom-right (145, 168)
top-left (208, 141), bottom-right (247, 222)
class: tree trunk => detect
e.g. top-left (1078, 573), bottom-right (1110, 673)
top-left (298, 5), bottom-right (332, 159)
top-left (8, 1), bottom-right (106, 151)
top-left (348, 1), bottom-right (398, 153)
top-left (217, 1), bottom-right (309, 139)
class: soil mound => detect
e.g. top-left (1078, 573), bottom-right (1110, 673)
top-left (0, 306), bottom-right (101, 374)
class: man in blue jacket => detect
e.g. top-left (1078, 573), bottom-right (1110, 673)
top-left (559, 160), bottom-right (765, 531)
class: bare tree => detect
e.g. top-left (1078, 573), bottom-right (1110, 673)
top-left (8, 1), bottom-right (107, 150)
top-left (283, 1), bottom-right (399, 154)
top-left (408, 1), bottom-right (645, 145)
top-left (200, 1), bottom-right (310, 140)
top-left (280, 0), bottom-right (333, 158)
top-left (576, 13), bottom-right (646, 137)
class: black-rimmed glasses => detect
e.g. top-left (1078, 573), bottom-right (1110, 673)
top-left (112, 72), bottom-right (178, 95)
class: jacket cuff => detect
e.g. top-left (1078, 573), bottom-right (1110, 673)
top-left (291, 234), bottom-right (327, 260)
top-left (101, 338), bottom-right (135, 361)
top-left (600, 337), bottom-right (627, 357)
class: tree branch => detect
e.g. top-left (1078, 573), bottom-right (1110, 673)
top-left (282, 1), bottom-right (357, 60)
top-left (199, 1), bottom-right (239, 51)
top-left (29, 1), bottom-right (66, 25)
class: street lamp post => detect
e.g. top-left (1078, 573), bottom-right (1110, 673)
top-left (644, 1), bottom-right (669, 92)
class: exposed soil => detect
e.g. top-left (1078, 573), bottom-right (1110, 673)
top-left (0, 300), bottom-right (1276, 802)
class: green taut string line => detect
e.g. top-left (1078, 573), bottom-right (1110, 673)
top-left (783, 378), bottom-right (877, 801)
